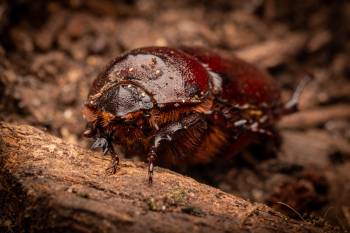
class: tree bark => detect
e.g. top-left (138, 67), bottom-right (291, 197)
top-left (0, 122), bottom-right (335, 233)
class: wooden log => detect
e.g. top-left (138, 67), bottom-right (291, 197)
top-left (0, 122), bottom-right (335, 233)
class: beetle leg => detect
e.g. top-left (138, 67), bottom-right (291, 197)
top-left (146, 113), bottom-right (205, 184)
top-left (147, 147), bottom-right (156, 184)
top-left (105, 144), bottom-right (120, 175)
top-left (91, 137), bottom-right (120, 174)
top-left (283, 74), bottom-right (312, 114)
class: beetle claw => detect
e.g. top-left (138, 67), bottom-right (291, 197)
top-left (105, 156), bottom-right (119, 175)
top-left (103, 146), bottom-right (109, 155)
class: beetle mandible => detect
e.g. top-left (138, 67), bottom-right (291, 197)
top-left (83, 46), bottom-right (309, 184)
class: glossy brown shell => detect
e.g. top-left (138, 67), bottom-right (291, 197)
top-left (179, 47), bottom-right (281, 107)
top-left (88, 47), bottom-right (210, 108)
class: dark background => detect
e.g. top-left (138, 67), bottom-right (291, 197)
top-left (0, 0), bottom-right (349, 231)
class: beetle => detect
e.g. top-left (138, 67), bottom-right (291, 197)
top-left (83, 46), bottom-right (309, 184)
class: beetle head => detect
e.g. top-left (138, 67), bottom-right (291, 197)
top-left (83, 83), bottom-right (154, 138)
top-left (95, 83), bottom-right (153, 117)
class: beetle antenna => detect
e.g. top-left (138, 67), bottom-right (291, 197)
top-left (283, 74), bottom-right (313, 114)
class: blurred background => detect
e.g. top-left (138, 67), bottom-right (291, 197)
top-left (0, 0), bottom-right (349, 231)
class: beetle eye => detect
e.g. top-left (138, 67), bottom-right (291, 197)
top-left (96, 84), bottom-right (153, 116)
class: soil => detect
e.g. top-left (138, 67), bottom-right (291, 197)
top-left (0, 0), bottom-right (349, 231)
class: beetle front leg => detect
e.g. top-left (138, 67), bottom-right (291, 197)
top-left (105, 143), bottom-right (120, 175)
top-left (91, 136), bottom-right (120, 174)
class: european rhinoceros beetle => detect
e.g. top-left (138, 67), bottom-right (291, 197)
top-left (83, 46), bottom-right (309, 184)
